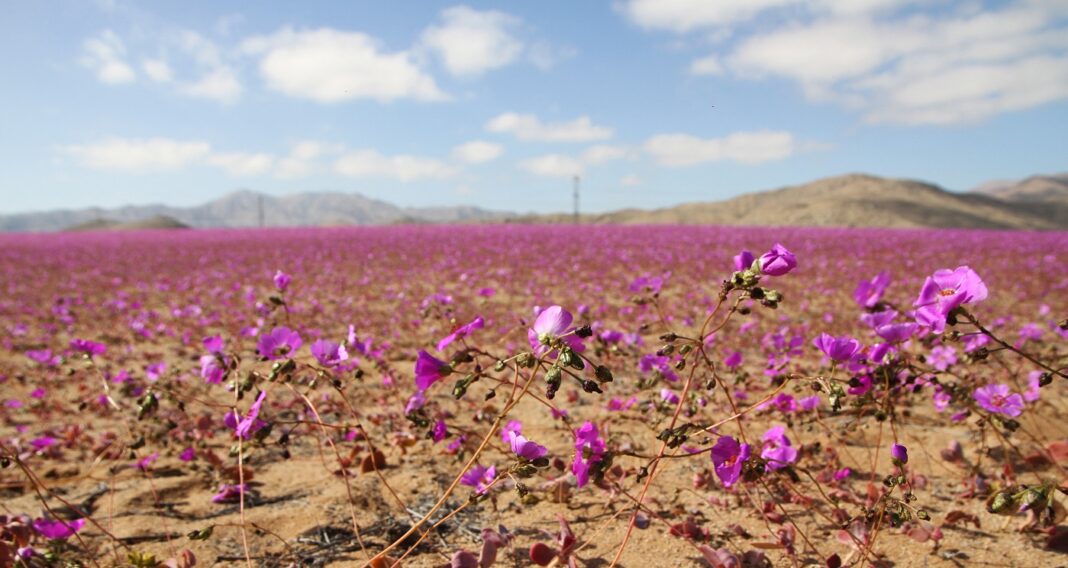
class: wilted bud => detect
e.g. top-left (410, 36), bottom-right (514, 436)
top-left (575, 325), bottom-right (593, 338)
top-left (582, 380), bottom-right (603, 394)
top-left (1058, 319), bottom-right (1068, 331)
top-left (595, 365), bottom-right (613, 383)
top-left (1039, 372), bottom-right (1054, 387)
top-left (494, 360), bottom-right (506, 372)
top-left (657, 344), bottom-right (675, 356)
top-left (659, 332), bottom-right (678, 342)
top-left (187, 526), bottom-right (214, 541)
top-left (986, 490), bottom-right (1015, 514)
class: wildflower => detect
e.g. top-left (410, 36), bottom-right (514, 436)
top-left (200, 354), bottom-right (227, 384)
top-left (414, 350), bottom-right (451, 391)
top-left (723, 350), bottom-right (743, 369)
top-left (891, 443), bottom-right (909, 465)
top-left (225, 391), bottom-right (268, 439)
top-left (855, 271), bottom-right (891, 309)
top-left (145, 362), bottom-right (166, 382)
top-left (813, 333), bottom-right (862, 362)
top-left (875, 322), bottom-right (917, 344)
top-left (733, 250), bottom-right (755, 272)
top-left (572, 422), bottom-right (606, 488)
top-left (70, 338), bottom-right (106, 357)
top-left (212, 484), bottom-right (249, 504)
top-left (760, 425), bottom-right (798, 471)
top-left (460, 464), bottom-right (497, 494)
top-left (273, 270), bottom-right (291, 292)
top-left (311, 339), bottom-right (349, 367)
top-left (204, 335), bottom-right (225, 353)
top-left (257, 327), bottom-right (302, 360)
top-left (32, 518), bottom-right (85, 540)
top-left (133, 452), bottom-right (159, 472)
top-left (629, 273), bottom-right (668, 295)
top-left (928, 345), bottom-right (957, 371)
top-left (501, 420), bottom-right (523, 443)
top-left (973, 384), bottom-right (1024, 417)
top-left (1024, 370), bottom-right (1042, 402)
top-left (528, 305), bottom-right (585, 359)
top-left (432, 420), bottom-right (448, 443)
top-left (913, 266), bottom-right (987, 331)
top-left (758, 244), bottom-right (797, 277)
top-left (509, 430), bottom-right (548, 461)
top-left (710, 436), bottom-right (750, 487)
top-left (437, 316), bottom-right (485, 351)
top-left (660, 388), bottom-right (680, 405)
top-left (861, 310), bottom-right (898, 329)
top-left (405, 390), bottom-right (427, 414)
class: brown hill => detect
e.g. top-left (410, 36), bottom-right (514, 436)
top-left (973, 174), bottom-right (1068, 203)
top-left (515, 174), bottom-right (1064, 229)
top-left (64, 215), bottom-right (190, 231)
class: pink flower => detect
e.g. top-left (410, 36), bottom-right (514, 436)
top-left (973, 383), bottom-right (1024, 417)
top-left (723, 350), bottom-right (743, 369)
top-left (760, 425), bottom-right (798, 471)
top-left (813, 333), bottom-right (861, 362)
top-left (70, 338), bottom-right (106, 357)
top-left (710, 436), bottom-right (750, 487)
top-left (461, 464), bottom-right (497, 494)
top-left (414, 350), bottom-right (451, 391)
top-left (913, 266), bottom-right (987, 331)
top-left (212, 484), bottom-right (249, 504)
top-left (437, 316), bottom-right (485, 351)
top-left (758, 244), bottom-right (797, 277)
top-left (225, 391), bottom-right (268, 439)
top-left (928, 345), bottom-right (957, 371)
top-left (432, 420), bottom-right (448, 443)
top-left (660, 388), bottom-right (680, 405)
top-left (257, 327), bottom-right (302, 360)
top-left (33, 518), bottom-right (85, 540)
top-left (572, 422), bottom-right (606, 488)
top-left (733, 250), bottom-right (755, 272)
top-left (509, 431), bottom-right (548, 461)
top-left (273, 270), bottom-right (291, 292)
top-left (528, 305), bottom-right (585, 359)
top-left (855, 271), bottom-right (891, 309)
top-left (311, 339), bottom-right (349, 367)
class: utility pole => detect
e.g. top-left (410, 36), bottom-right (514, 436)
top-left (258, 195), bottom-right (265, 228)
top-left (573, 175), bottom-right (580, 224)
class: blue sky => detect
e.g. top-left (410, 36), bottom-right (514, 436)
top-left (2, 0), bottom-right (1066, 214)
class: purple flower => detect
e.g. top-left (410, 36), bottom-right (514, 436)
top-left (854, 271), bottom-right (891, 309)
top-left (710, 436), bottom-right (750, 487)
top-left (405, 390), bottom-right (427, 414)
top-left (257, 327), bottom-right (302, 360)
top-left (860, 309), bottom-right (897, 329)
top-left (33, 518), bottom-right (85, 540)
top-left (26, 349), bottom-right (59, 367)
top-left (572, 421), bottom-right (606, 488)
top-left (875, 322), bottom-right (917, 344)
top-left (758, 244), bottom-right (797, 277)
top-left (723, 350), bottom-right (743, 369)
top-left (890, 443), bottom-right (908, 464)
top-left (273, 270), bottom-right (291, 292)
top-left (928, 345), bottom-right (957, 371)
top-left (629, 273), bottom-right (668, 294)
top-left (733, 250), bottom-right (755, 272)
top-left (437, 316), bottom-right (485, 351)
top-left (432, 420), bottom-right (448, 443)
top-left (70, 338), bottom-right (106, 357)
top-left (973, 383), bottom-right (1024, 417)
top-left (226, 391), bottom-right (268, 439)
top-left (508, 430), bottom-right (548, 460)
top-left (460, 464), bottom-right (497, 494)
top-left (179, 447), bottom-right (196, 462)
top-left (414, 350), bottom-right (451, 391)
top-left (311, 339), bottom-right (349, 367)
top-left (799, 395), bottom-right (821, 411)
top-left (133, 452), bottom-right (159, 472)
top-left (660, 388), bottom-right (680, 405)
top-left (212, 484), bottom-right (249, 504)
top-left (760, 425), bottom-right (798, 471)
top-left (527, 305), bottom-right (585, 358)
top-left (813, 333), bottom-right (861, 362)
top-left (203, 335), bottom-right (225, 353)
top-left (200, 354), bottom-right (228, 384)
top-left (913, 266), bottom-right (988, 330)
top-left (145, 362), bottom-right (166, 382)
top-left (501, 420), bottom-right (523, 443)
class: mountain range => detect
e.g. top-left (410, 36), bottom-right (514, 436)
top-left (2, 172), bottom-right (1066, 232)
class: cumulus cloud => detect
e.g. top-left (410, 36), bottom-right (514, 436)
top-left (643, 131), bottom-right (797, 166)
top-left (180, 66), bottom-right (242, 103)
top-left (333, 149), bottom-right (458, 181)
top-left (421, 6), bottom-right (523, 76)
top-left (622, 0), bottom-right (800, 32)
top-left (80, 30), bottom-right (136, 84)
top-left (689, 54), bottom-right (724, 76)
top-left (242, 27), bottom-right (446, 103)
top-left (275, 141), bottom-right (341, 179)
top-left (206, 152), bottom-right (273, 176)
top-left (142, 58), bottom-right (173, 82)
top-left (486, 112), bottom-right (613, 142)
top-left (451, 140), bottom-right (504, 164)
top-left (64, 137), bottom-right (211, 172)
top-left (519, 154), bottom-right (584, 178)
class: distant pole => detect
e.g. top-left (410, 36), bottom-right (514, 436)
top-left (258, 195), bottom-right (265, 228)
top-left (573, 175), bottom-right (580, 224)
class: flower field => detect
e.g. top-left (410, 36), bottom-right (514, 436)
top-left (1, 225), bottom-right (1066, 567)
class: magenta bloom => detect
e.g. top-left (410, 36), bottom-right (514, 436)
top-left (813, 333), bottom-right (861, 362)
top-left (660, 388), bottom-right (680, 405)
top-left (437, 316), bottom-right (485, 351)
top-left (875, 322), bottom-right (917, 344)
top-left (760, 425), bottom-right (798, 471)
top-left (226, 391), bottom-right (268, 439)
top-left (212, 484), bottom-right (249, 504)
top-left (460, 464), bottom-right (497, 494)
top-left (758, 244), bottom-right (797, 277)
top-left (860, 309), bottom-right (897, 329)
top-left (145, 362), bottom-right (166, 382)
top-left (203, 335), bottom-right (225, 353)
top-left (733, 250), bottom-right (755, 272)
top-left (928, 345), bottom-right (957, 371)
top-left (200, 354), bottom-right (227, 384)
top-left (528, 305), bottom-right (585, 358)
top-left (273, 270), bottom-right (291, 292)
top-left (723, 350), bottom-right (743, 369)
top-left (710, 436), bottom-right (750, 487)
top-left (33, 518), bottom-right (85, 540)
top-left (629, 273), bottom-right (668, 294)
top-left (973, 383), bottom-right (1024, 417)
top-left (311, 339), bottom-right (349, 367)
top-left (913, 266), bottom-right (988, 330)
top-left (890, 443), bottom-right (908, 464)
top-left (414, 350), bottom-right (451, 391)
top-left (572, 421), bottom-right (606, 488)
top-left (133, 451), bottom-right (159, 472)
top-left (257, 326), bottom-right (302, 360)
top-left (854, 271), bottom-right (891, 309)
top-left (508, 430), bottom-right (548, 460)
top-left (70, 338), bottom-right (106, 357)
top-left (432, 420), bottom-right (448, 443)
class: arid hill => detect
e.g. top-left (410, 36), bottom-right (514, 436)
top-left (64, 215), bottom-right (190, 231)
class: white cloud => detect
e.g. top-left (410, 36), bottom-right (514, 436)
top-left (519, 154), bottom-right (584, 178)
top-left (421, 6), bottom-right (523, 76)
top-left (64, 137), bottom-right (211, 172)
top-left (452, 140), bottom-right (504, 164)
top-left (334, 149), bottom-right (458, 181)
top-left (622, 0), bottom-right (801, 32)
top-left (275, 141), bottom-right (339, 179)
top-left (643, 131), bottom-right (796, 166)
top-left (206, 152), bottom-right (273, 176)
top-left (620, 174), bottom-right (642, 186)
top-left (242, 27), bottom-right (446, 103)
top-left (142, 58), bottom-right (173, 82)
top-left (80, 30), bottom-right (136, 84)
top-left (689, 54), bottom-right (724, 76)
top-left (180, 67), bottom-right (242, 103)
top-left (486, 112), bottom-right (613, 142)
top-left (716, 2), bottom-right (1068, 124)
